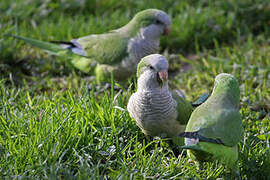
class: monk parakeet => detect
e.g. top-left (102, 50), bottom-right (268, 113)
top-left (179, 73), bottom-right (243, 174)
top-left (127, 54), bottom-right (194, 145)
top-left (11, 9), bottom-right (171, 82)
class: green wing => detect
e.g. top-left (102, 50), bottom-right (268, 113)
top-left (10, 34), bottom-right (129, 74)
top-left (199, 110), bottom-right (242, 147)
top-left (186, 107), bottom-right (242, 147)
top-left (171, 90), bottom-right (194, 125)
top-left (76, 32), bottom-right (129, 65)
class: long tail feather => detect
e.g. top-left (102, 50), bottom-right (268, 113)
top-left (12, 35), bottom-right (64, 53)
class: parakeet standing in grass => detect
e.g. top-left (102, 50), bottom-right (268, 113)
top-left (179, 73), bottom-right (243, 174)
top-left (127, 54), bottom-right (194, 145)
top-left (11, 9), bottom-right (171, 82)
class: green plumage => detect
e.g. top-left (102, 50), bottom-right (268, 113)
top-left (170, 91), bottom-right (194, 146)
top-left (10, 9), bottom-right (171, 83)
top-left (172, 91), bottom-right (194, 125)
top-left (76, 33), bottom-right (129, 65)
top-left (182, 142), bottom-right (238, 169)
top-left (12, 35), bottom-right (66, 54)
top-left (181, 73), bottom-right (243, 172)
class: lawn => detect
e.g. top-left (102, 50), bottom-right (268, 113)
top-left (1, 0), bottom-right (270, 179)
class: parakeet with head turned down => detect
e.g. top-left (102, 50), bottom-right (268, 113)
top-left (11, 9), bottom-right (171, 83)
top-left (127, 54), bottom-right (194, 145)
top-left (179, 73), bottom-right (243, 174)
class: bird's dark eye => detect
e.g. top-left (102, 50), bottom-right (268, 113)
top-left (155, 19), bottom-right (162, 24)
top-left (149, 65), bottom-right (154, 70)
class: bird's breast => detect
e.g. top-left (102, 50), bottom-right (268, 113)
top-left (130, 90), bottom-right (180, 137)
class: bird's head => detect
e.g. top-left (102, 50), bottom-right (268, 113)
top-left (213, 73), bottom-right (240, 106)
top-left (213, 73), bottom-right (239, 91)
top-left (136, 54), bottom-right (169, 91)
top-left (129, 9), bottom-right (171, 39)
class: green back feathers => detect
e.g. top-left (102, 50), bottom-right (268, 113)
top-left (183, 73), bottom-right (242, 171)
top-left (77, 33), bottom-right (129, 65)
top-left (195, 109), bottom-right (242, 147)
top-left (186, 73), bottom-right (242, 147)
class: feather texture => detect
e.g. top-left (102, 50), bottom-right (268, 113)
top-left (127, 54), bottom-right (193, 142)
top-left (10, 9), bottom-right (171, 82)
top-left (181, 73), bottom-right (243, 172)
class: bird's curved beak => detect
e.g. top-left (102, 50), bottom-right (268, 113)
top-left (158, 70), bottom-right (168, 84)
top-left (163, 26), bottom-right (170, 36)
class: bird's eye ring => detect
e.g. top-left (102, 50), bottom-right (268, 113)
top-left (149, 65), bottom-right (154, 70)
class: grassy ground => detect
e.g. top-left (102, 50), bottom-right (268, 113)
top-left (1, 0), bottom-right (270, 179)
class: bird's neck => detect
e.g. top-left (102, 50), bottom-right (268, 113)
top-left (116, 20), bottom-right (139, 37)
top-left (116, 22), bottom-right (160, 61)
top-left (130, 36), bottom-right (160, 60)
top-left (136, 84), bottom-right (173, 109)
top-left (137, 80), bottom-right (169, 93)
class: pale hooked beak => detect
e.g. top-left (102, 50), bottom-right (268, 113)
top-left (158, 70), bottom-right (168, 83)
top-left (163, 26), bottom-right (170, 36)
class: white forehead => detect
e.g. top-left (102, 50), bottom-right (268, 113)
top-left (145, 54), bottom-right (169, 70)
top-left (156, 11), bottom-right (171, 26)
